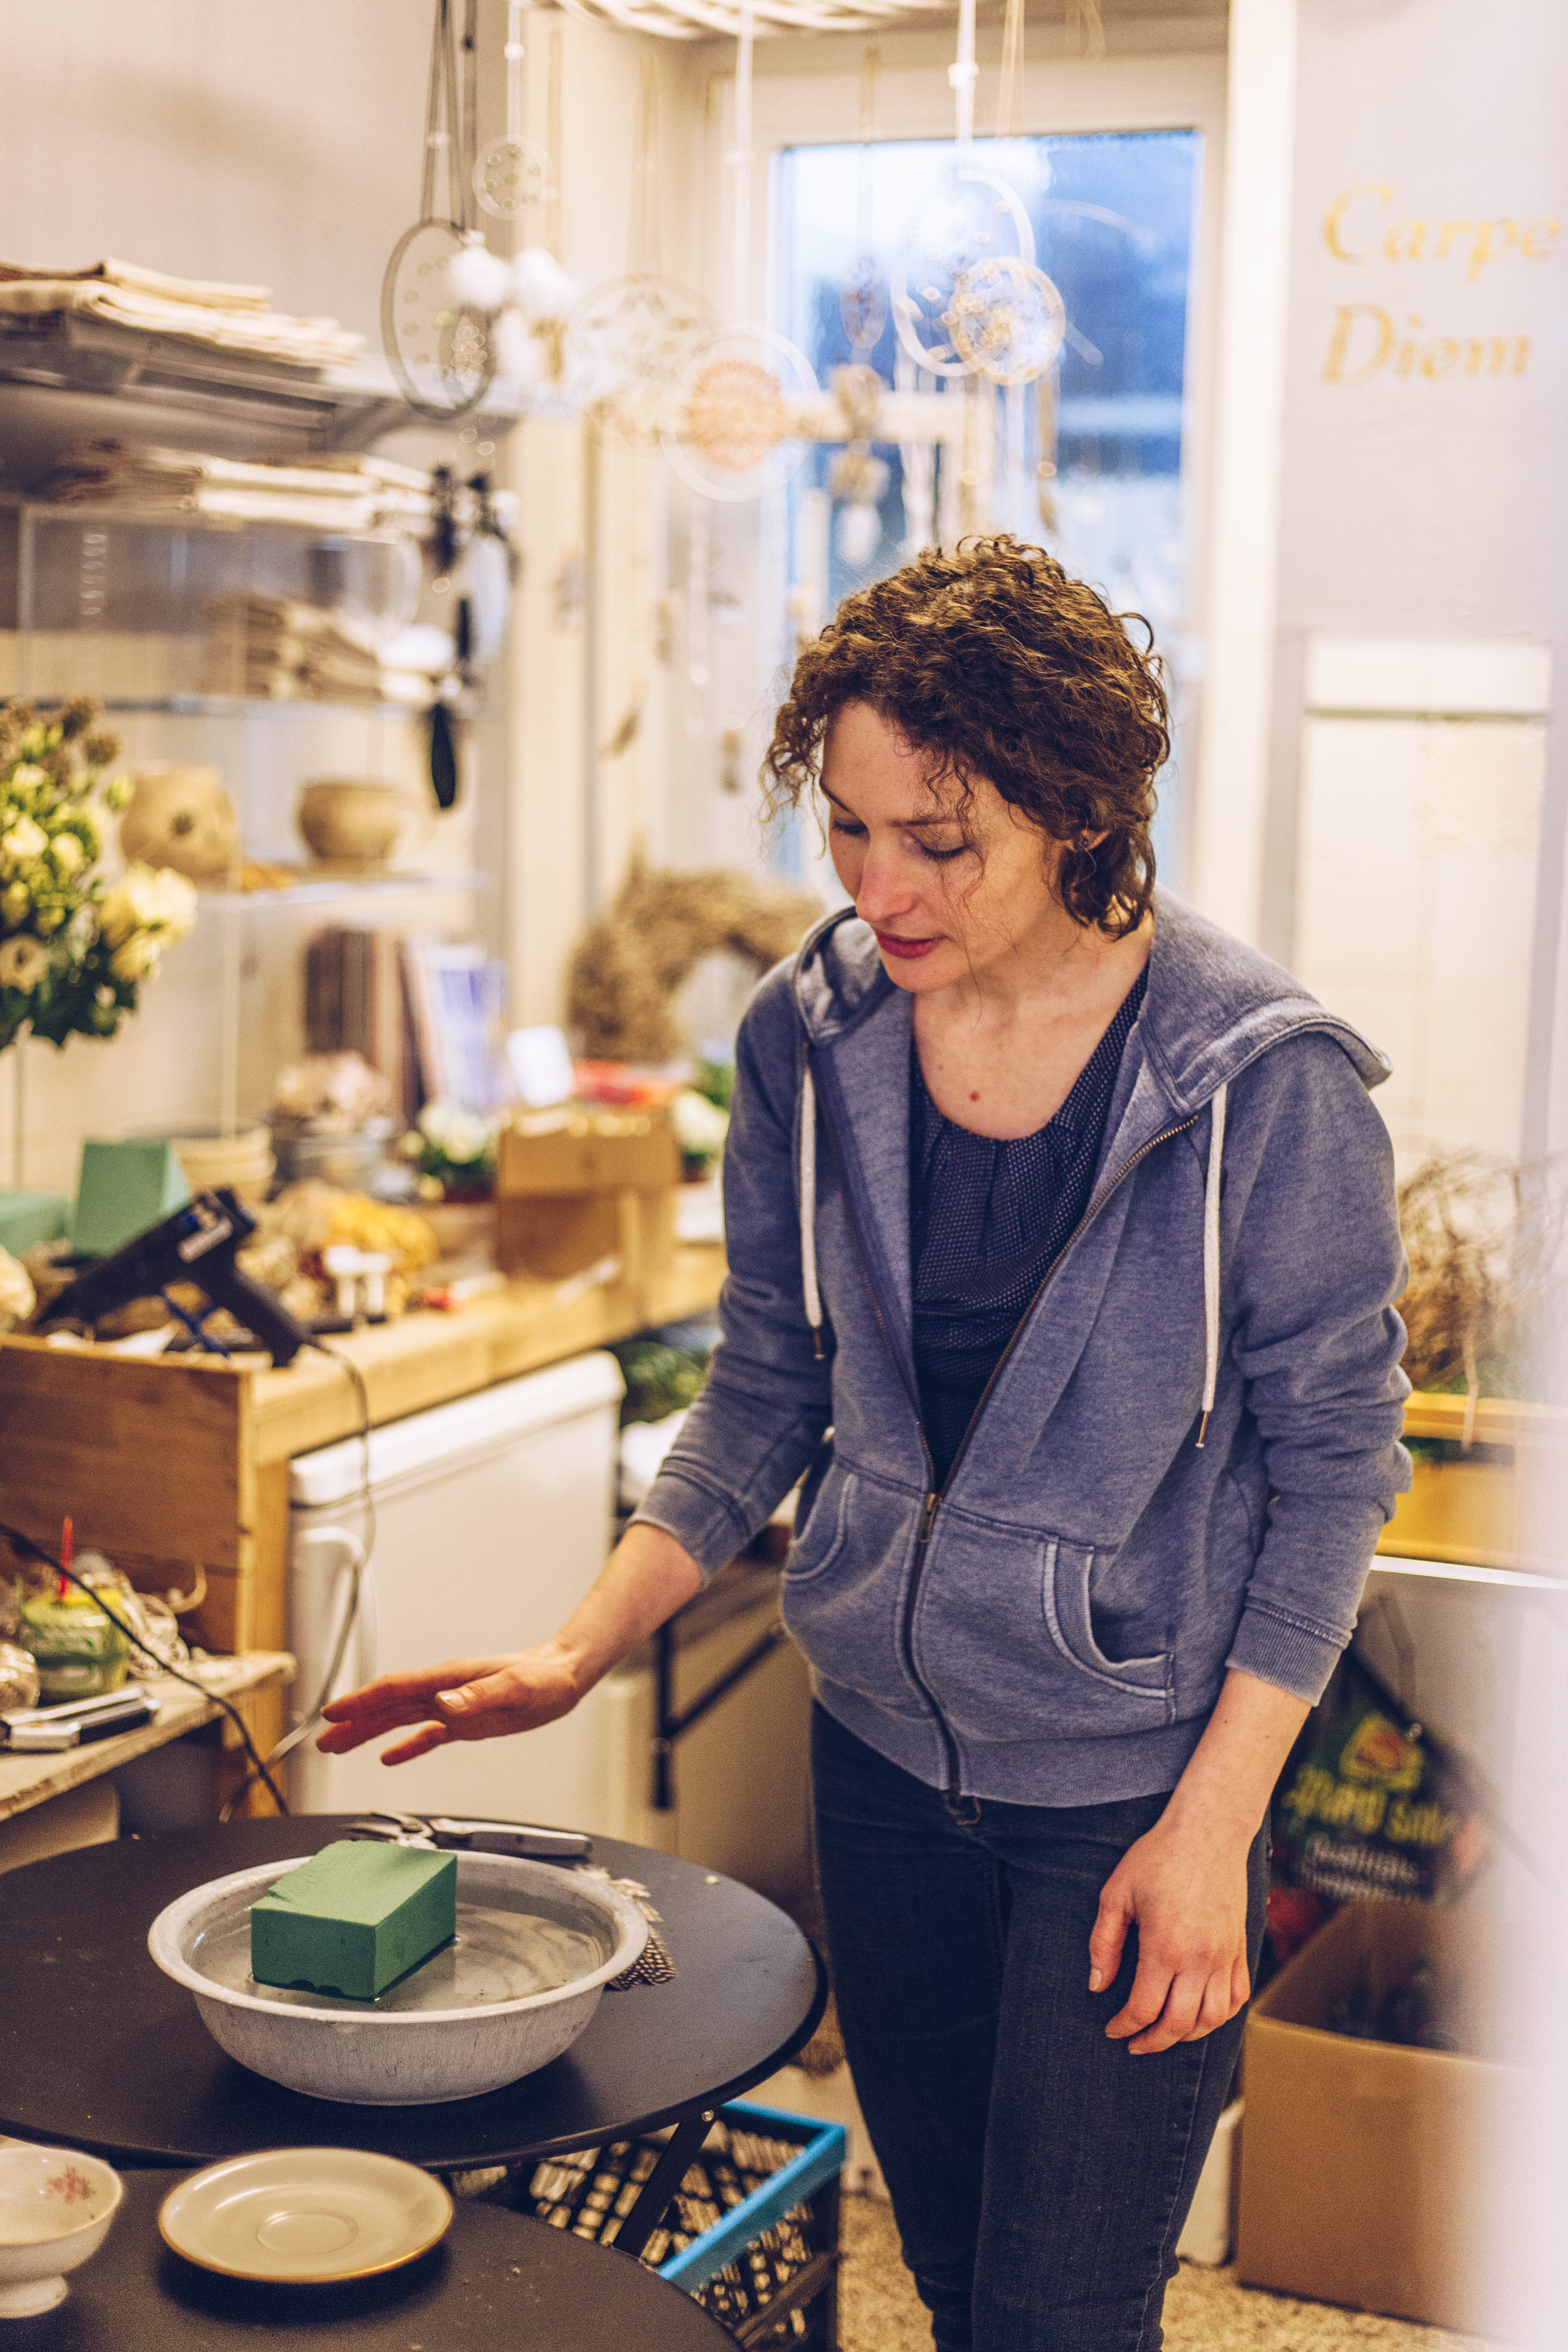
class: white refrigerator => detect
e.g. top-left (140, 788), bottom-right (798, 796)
top-left (285, 1352), bottom-right (627, 1832)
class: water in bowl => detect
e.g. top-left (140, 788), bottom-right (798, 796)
top-left (191, 1902), bottom-right (604, 2013)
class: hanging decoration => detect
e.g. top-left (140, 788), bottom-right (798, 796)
top-left (566, 56), bottom-right (716, 447)
top-left (828, 365), bottom-right (888, 570)
top-left (472, 0), bottom-right (552, 219)
top-left (382, 0), bottom-right (496, 419)
top-left (445, 1), bottom-right (576, 389)
top-left (661, 0), bottom-right (818, 500)
top-left (892, 0), bottom-right (1067, 391)
top-left (838, 44), bottom-right (887, 357)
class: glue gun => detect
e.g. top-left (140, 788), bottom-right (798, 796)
top-left (39, 1189), bottom-right (313, 1368)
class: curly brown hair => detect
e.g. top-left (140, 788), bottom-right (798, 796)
top-left (763, 535), bottom-right (1168, 936)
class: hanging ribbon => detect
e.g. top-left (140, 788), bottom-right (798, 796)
top-left (997, 0), bottom-right (1024, 142)
top-left (730, 0), bottom-right (756, 319)
top-left (632, 53), bottom-right (661, 277)
top-left (547, 24), bottom-right (565, 259)
top-left (948, 0), bottom-right (977, 150)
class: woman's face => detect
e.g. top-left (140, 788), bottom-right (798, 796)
top-left (820, 699), bottom-right (1067, 993)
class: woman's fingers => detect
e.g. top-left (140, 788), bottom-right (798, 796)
top-left (1125, 1964), bottom-right (1211, 2054)
top-left (1179, 1968), bottom-right (1239, 2044)
top-left (1104, 1942), bottom-right (1179, 2043)
top-left (375, 1722), bottom-right (456, 1767)
top-left (1086, 1877), bottom-right (1134, 1993)
top-left (316, 1662), bottom-right (519, 1752)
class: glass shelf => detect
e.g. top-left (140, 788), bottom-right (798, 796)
top-left (50, 695), bottom-right (423, 718)
top-left (200, 870), bottom-right (489, 910)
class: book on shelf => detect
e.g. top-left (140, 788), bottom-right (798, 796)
top-left (304, 926), bottom-right (419, 1127)
top-left (402, 935), bottom-right (509, 1114)
top-left (306, 926), bottom-right (508, 1119)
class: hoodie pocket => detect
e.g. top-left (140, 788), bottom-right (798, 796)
top-left (1043, 1540), bottom-right (1173, 1700)
top-left (785, 1459), bottom-right (855, 1586)
top-left (917, 1518), bottom-right (1174, 1741)
top-left (783, 1466), bottom-right (928, 1717)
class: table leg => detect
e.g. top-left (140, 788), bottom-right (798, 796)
top-left (612, 2110), bottom-right (715, 2261)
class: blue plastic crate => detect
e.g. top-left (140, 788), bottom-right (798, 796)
top-left (658, 2099), bottom-right (847, 2298)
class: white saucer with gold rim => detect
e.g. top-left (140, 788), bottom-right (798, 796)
top-left (158, 2148), bottom-right (453, 2285)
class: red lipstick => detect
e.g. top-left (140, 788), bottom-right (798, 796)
top-left (874, 930), bottom-right (941, 962)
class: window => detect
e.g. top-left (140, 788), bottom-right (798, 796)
top-left (774, 130), bottom-right (1202, 867)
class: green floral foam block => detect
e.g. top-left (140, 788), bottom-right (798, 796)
top-left (250, 1841), bottom-right (458, 2001)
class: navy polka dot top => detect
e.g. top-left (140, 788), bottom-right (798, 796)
top-left (910, 968), bottom-right (1148, 1484)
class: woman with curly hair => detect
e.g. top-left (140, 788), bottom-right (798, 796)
top-left (324, 537), bottom-right (1409, 2350)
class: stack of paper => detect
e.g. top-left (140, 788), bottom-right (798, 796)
top-left (0, 256), bottom-right (364, 370)
top-left (202, 592), bottom-right (383, 702)
top-left (34, 441), bottom-right (434, 534)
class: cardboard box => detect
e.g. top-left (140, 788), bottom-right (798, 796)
top-left (1237, 1899), bottom-right (1522, 2335)
top-left (496, 1111), bottom-right (681, 1283)
top-left (497, 1112), bottom-right (681, 1197)
top-left (498, 1185), bottom-right (678, 1284)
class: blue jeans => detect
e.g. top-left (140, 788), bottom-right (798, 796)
top-left (811, 1704), bottom-right (1268, 2352)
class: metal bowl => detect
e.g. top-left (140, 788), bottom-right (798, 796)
top-left (147, 1852), bottom-right (647, 2106)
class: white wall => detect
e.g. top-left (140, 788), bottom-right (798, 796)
top-left (1247, 0), bottom-right (1568, 1161)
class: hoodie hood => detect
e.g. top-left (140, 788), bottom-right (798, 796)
top-left (792, 884), bottom-right (1392, 1109)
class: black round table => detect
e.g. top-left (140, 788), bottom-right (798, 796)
top-left (0, 2165), bottom-right (735, 2350)
top-left (0, 1819), bottom-right (825, 2174)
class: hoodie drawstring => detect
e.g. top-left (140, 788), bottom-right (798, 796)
top-left (1196, 1082), bottom-right (1228, 1448)
top-left (799, 1063), bottom-right (824, 1359)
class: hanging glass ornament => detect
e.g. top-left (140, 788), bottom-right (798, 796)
top-left (892, 170), bottom-right (1034, 377)
top-left (839, 258), bottom-right (887, 356)
top-left (946, 254), bottom-right (1067, 385)
top-left (473, 1), bottom-right (552, 220)
top-left (663, 327), bottom-right (817, 501)
top-left (382, 0), bottom-right (495, 419)
top-left (569, 276), bottom-right (717, 448)
top-left (566, 55), bottom-right (715, 446)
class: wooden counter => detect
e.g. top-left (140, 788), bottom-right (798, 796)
top-left (0, 1651), bottom-right (293, 1823)
top-left (0, 1245), bottom-right (726, 1790)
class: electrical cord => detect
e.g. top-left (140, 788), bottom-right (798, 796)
top-left (0, 1519), bottom-right (291, 1816)
top-left (216, 1335), bottom-right (377, 1820)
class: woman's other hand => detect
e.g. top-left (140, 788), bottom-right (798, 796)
top-left (1087, 1811), bottom-right (1252, 2054)
top-left (317, 1643), bottom-right (585, 1767)
top-left (1086, 1666), bottom-right (1310, 2054)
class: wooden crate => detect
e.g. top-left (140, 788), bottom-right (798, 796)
top-left (0, 1338), bottom-right (264, 1655)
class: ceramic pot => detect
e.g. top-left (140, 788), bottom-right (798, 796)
top-left (120, 767), bottom-right (239, 886)
top-left (296, 780), bottom-right (408, 871)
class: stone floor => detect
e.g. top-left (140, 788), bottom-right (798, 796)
top-left (836, 2194), bottom-right (1501, 2352)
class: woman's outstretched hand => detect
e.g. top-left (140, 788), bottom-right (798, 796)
top-left (315, 1522), bottom-right (705, 1771)
top-left (317, 1643), bottom-right (585, 1767)
top-left (1086, 1666), bottom-right (1310, 2055)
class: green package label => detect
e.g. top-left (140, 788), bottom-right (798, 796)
top-left (1276, 1653), bottom-right (1491, 1905)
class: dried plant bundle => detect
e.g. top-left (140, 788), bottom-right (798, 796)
top-left (1396, 1147), bottom-right (1568, 1404)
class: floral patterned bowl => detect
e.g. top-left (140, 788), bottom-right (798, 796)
top-left (0, 2146), bottom-right (122, 2317)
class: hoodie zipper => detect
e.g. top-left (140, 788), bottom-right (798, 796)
top-left (841, 1087), bottom-right (1206, 1799)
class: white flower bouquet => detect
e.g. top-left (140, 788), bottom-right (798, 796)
top-left (0, 698), bottom-right (197, 1051)
top-left (400, 1100), bottom-right (497, 1200)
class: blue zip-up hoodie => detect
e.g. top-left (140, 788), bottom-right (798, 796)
top-left (634, 887), bottom-right (1412, 1807)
